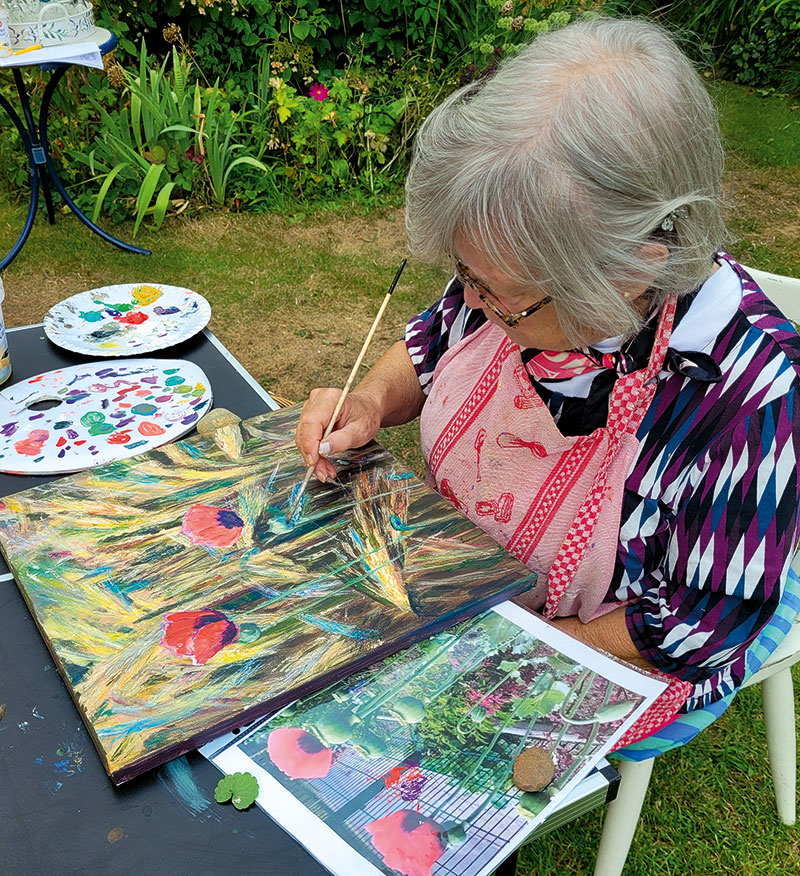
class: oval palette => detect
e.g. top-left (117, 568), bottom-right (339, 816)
top-left (44, 283), bottom-right (211, 356)
top-left (0, 359), bottom-right (212, 475)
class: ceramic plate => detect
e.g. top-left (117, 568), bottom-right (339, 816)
top-left (0, 359), bottom-right (212, 475)
top-left (44, 283), bottom-right (211, 356)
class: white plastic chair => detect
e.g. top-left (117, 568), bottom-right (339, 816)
top-left (593, 264), bottom-right (800, 876)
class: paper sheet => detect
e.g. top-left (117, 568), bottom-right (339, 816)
top-left (202, 601), bottom-right (667, 876)
top-left (0, 42), bottom-right (102, 69)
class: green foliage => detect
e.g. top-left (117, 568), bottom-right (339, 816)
top-left (468, 0), bottom-right (574, 66)
top-left (213, 771), bottom-right (259, 809)
top-left (607, 0), bottom-right (800, 94)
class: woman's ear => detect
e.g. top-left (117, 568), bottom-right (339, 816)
top-left (620, 242), bottom-right (670, 302)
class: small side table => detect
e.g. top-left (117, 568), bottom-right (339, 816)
top-left (0, 28), bottom-right (150, 269)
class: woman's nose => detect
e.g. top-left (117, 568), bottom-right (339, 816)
top-left (462, 281), bottom-right (483, 311)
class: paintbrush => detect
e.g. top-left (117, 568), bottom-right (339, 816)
top-left (288, 258), bottom-right (407, 519)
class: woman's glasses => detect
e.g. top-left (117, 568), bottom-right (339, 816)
top-left (453, 257), bottom-right (552, 328)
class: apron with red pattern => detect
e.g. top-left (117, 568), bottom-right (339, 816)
top-left (419, 298), bottom-right (692, 744)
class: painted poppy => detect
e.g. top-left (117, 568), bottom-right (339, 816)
top-left (181, 504), bottom-right (244, 548)
top-left (266, 727), bottom-right (333, 779)
top-left (160, 608), bottom-right (239, 664)
top-left (365, 810), bottom-right (446, 876)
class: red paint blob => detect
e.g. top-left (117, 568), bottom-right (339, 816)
top-left (115, 311), bottom-right (149, 325)
top-left (138, 421), bottom-right (166, 437)
top-left (15, 429), bottom-right (49, 456)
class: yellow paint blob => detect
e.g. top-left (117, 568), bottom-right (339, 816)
top-left (131, 285), bottom-right (163, 306)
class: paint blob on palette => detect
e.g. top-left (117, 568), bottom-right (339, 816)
top-left (44, 283), bottom-right (211, 356)
top-left (0, 359), bottom-right (212, 474)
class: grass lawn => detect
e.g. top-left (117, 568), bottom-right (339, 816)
top-left (0, 80), bottom-right (799, 874)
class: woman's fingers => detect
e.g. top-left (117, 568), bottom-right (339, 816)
top-left (295, 389), bottom-right (382, 482)
top-left (296, 388), bottom-right (341, 466)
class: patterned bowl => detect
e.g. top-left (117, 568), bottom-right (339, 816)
top-left (7, 0), bottom-right (97, 48)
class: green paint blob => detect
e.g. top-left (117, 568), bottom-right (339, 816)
top-left (131, 404), bottom-right (157, 415)
top-left (89, 423), bottom-right (116, 436)
top-left (80, 411), bottom-right (106, 426)
top-left (174, 385), bottom-right (192, 394)
top-left (110, 302), bottom-right (133, 312)
top-left (238, 623), bottom-right (261, 643)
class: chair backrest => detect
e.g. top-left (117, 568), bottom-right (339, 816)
top-left (736, 267), bottom-right (800, 688)
top-left (741, 552), bottom-right (800, 688)
top-left (742, 264), bottom-right (800, 323)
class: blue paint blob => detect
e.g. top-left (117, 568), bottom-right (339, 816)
top-left (216, 509), bottom-right (244, 530)
top-left (131, 403), bottom-right (157, 416)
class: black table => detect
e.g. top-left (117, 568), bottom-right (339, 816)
top-left (0, 32), bottom-right (150, 270)
top-left (0, 325), bottom-right (618, 876)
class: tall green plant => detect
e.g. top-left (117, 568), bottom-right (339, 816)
top-left (163, 82), bottom-right (272, 207)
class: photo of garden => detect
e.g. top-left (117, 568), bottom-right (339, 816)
top-left (210, 604), bottom-right (664, 876)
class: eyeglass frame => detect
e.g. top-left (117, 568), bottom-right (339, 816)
top-left (452, 256), bottom-right (553, 328)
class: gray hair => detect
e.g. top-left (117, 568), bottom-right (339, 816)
top-left (404, 16), bottom-right (727, 345)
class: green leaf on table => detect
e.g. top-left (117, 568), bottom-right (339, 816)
top-left (214, 771), bottom-right (259, 810)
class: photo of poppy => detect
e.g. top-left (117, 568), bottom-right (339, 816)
top-left (204, 603), bottom-right (667, 876)
top-left (0, 405), bottom-right (537, 784)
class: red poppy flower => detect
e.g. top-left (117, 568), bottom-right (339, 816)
top-left (309, 82), bottom-right (329, 101)
top-left (365, 810), bottom-right (446, 876)
top-left (160, 608), bottom-right (239, 664)
top-left (266, 727), bottom-right (333, 779)
top-left (181, 504), bottom-right (244, 548)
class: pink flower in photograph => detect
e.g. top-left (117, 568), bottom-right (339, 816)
top-left (309, 82), bottom-right (329, 101)
top-left (365, 810), bottom-right (446, 876)
top-left (181, 504), bottom-right (244, 548)
top-left (160, 608), bottom-right (239, 664)
top-left (267, 727), bottom-right (333, 779)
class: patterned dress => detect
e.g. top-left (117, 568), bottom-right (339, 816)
top-left (405, 252), bottom-right (800, 713)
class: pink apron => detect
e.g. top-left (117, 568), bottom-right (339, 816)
top-left (419, 299), bottom-right (692, 743)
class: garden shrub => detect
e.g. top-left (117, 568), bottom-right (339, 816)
top-left (2, 1), bottom-right (795, 230)
top-left (607, 0), bottom-right (800, 94)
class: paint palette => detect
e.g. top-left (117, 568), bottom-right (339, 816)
top-left (44, 283), bottom-right (211, 356)
top-left (0, 359), bottom-right (212, 475)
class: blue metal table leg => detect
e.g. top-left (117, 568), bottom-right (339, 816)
top-left (0, 88), bottom-right (40, 270)
top-left (11, 68), bottom-right (55, 224)
top-left (39, 66), bottom-right (150, 256)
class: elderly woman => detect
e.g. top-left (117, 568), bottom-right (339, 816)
top-left (296, 17), bottom-right (800, 743)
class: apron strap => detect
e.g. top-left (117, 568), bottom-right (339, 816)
top-left (543, 296), bottom-right (678, 619)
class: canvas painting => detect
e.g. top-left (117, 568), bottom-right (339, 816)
top-left (0, 405), bottom-right (537, 783)
top-left (202, 602), bottom-right (667, 876)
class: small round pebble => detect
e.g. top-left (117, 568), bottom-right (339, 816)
top-left (512, 746), bottom-right (555, 792)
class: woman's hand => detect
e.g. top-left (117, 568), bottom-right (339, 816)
top-left (294, 340), bottom-right (427, 482)
top-left (295, 389), bottom-right (383, 482)
top-left (551, 609), bottom-right (655, 672)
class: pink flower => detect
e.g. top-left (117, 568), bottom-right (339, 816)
top-left (181, 504), bottom-right (244, 548)
top-left (309, 82), bottom-right (329, 101)
top-left (365, 810), bottom-right (446, 876)
top-left (267, 727), bottom-right (333, 779)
